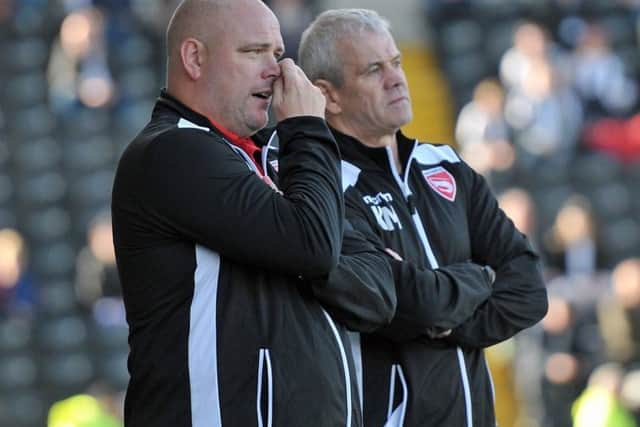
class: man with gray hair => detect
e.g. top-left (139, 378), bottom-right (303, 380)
top-left (299, 9), bottom-right (548, 427)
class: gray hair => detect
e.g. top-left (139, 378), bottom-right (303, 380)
top-left (298, 9), bottom-right (391, 87)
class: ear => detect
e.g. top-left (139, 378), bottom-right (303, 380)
top-left (180, 38), bottom-right (205, 81)
top-left (314, 79), bottom-right (342, 115)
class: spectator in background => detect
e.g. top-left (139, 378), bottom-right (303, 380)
top-left (455, 78), bottom-right (515, 175)
top-left (543, 195), bottom-right (600, 278)
top-left (0, 0), bottom-right (13, 25)
top-left (48, 391), bottom-right (122, 427)
top-left (499, 21), bottom-right (569, 92)
top-left (74, 212), bottom-right (123, 325)
top-left (0, 228), bottom-right (36, 316)
top-left (497, 187), bottom-right (539, 246)
top-left (541, 262), bottom-right (610, 427)
top-left (572, 22), bottom-right (638, 120)
top-left (540, 293), bottom-right (603, 427)
top-left (504, 56), bottom-right (583, 170)
top-left (621, 369), bottom-right (640, 424)
top-left (496, 186), bottom-right (550, 425)
top-left (47, 5), bottom-right (115, 113)
top-left (572, 362), bottom-right (637, 427)
top-left (267, 0), bottom-right (314, 61)
top-left (597, 258), bottom-right (640, 367)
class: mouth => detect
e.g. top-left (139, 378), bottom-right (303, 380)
top-left (252, 90), bottom-right (273, 101)
top-left (389, 96), bottom-right (409, 105)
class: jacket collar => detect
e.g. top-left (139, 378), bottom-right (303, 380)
top-left (156, 89), bottom-right (215, 130)
top-left (330, 126), bottom-right (417, 173)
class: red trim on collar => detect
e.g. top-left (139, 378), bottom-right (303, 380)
top-left (208, 117), bottom-right (264, 175)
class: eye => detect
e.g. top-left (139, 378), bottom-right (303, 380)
top-left (366, 65), bottom-right (381, 75)
top-left (241, 47), bottom-right (264, 56)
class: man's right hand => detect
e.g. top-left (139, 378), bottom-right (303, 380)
top-left (272, 58), bottom-right (325, 121)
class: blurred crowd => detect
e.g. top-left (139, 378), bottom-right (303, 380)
top-left (427, 1), bottom-right (640, 426)
top-left (0, 0), bottom-right (639, 426)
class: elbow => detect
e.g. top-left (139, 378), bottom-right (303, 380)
top-left (358, 296), bottom-right (397, 333)
top-left (511, 286), bottom-right (549, 330)
top-left (530, 287), bottom-right (549, 324)
top-left (521, 270), bottom-right (549, 326)
top-left (374, 289), bottom-right (397, 327)
top-left (298, 223), bottom-right (342, 277)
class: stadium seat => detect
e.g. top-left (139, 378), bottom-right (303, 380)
top-left (0, 390), bottom-right (45, 427)
top-left (0, 316), bottom-right (33, 354)
top-left (14, 137), bottom-right (61, 173)
top-left (29, 241), bottom-right (75, 279)
top-left (16, 171), bottom-right (67, 207)
top-left (7, 105), bottom-right (56, 139)
top-left (0, 354), bottom-right (38, 391)
top-left (37, 315), bottom-right (89, 353)
top-left (3, 73), bottom-right (48, 109)
top-left (38, 280), bottom-right (79, 317)
top-left (2, 38), bottom-right (49, 72)
top-left (39, 350), bottom-right (95, 401)
top-left (63, 136), bottom-right (114, 174)
top-left (22, 206), bottom-right (71, 241)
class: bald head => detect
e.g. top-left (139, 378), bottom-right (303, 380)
top-left (166, 0), bottom-right (230, 71)
top-left (164, 0), bottom-right (283, 136)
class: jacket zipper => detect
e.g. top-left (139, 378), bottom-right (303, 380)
top-left (257, 348), bottom-right (273, 427)
top-left (261, 131), bottom-right (279, 174)
top-left (385, 143), bottom-right (474, 427)
top-left (384, 364), bottom-right (408, 427)
top-left (224, 140), bottom-right (263, 176)
top-left (322, 308), bottom-right (353, 427)
top-left (257, 132), bottom-right (353, 427)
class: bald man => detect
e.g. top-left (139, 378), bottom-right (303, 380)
top-left (112, 1), bottom-right (396, 426)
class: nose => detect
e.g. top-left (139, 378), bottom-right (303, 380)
top-left (384, 65), bottom-right (406, 90)
top-left (262, 55), bottom-right (281, 80)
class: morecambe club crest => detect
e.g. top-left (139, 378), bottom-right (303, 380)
top-left (423, 166), bottom-right (456, 201)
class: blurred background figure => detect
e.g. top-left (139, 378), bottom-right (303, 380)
top-left (503, 56), bottom-right (583, 170)
top-left (621, 369), bottom-right (640, 424)
top-left (543, 195), bottom-right (600, 278)
top-left (47, 5), bottom-right (115, 115)
top-left (47, 388), bottom-right (122, 427)
top-left (597, 258), bottom-right (640, 367)
top-left (74, 212), bottom-right (123, 327)
top-left (572, 22), bottom-right (638, 121)
top-left (266, 0), bottom-right (316, 61)
top-left (500, 21), bottom-right (556, 91)
top-left (572, 363), bottom-right (637, 427)
top-left (0, 227), bottom-right (36, 317)
top-left (497, 187), bottom-right (539, 250)
top-left (456, 78), bottom-right (515, 176)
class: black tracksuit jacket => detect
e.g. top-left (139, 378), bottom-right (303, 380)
top-left (335, 129), bottom-right (548, 427)
top-left (111, 91), bottom-right (396, 427)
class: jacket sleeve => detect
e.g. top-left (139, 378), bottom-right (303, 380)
top-left (445, 164), bottom-right (548, 349)
top-left (141, 116), bottom-right (343, 278)
top-left (311, 220), bottom-right (397, 333)
top-left (344, 191), bottom-right (493, 342)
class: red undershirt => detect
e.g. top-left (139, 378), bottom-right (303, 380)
top-left (208, 117), bottom-right (264, 176)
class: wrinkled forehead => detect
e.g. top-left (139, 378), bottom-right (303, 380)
top-left (339, 29), bottom-right (399, 67)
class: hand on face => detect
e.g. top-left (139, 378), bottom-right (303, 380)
top-left (271, 58), bottom-right (326, 122)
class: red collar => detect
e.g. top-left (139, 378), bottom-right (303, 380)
top-left (208, 117), bottom-right (264, 175)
